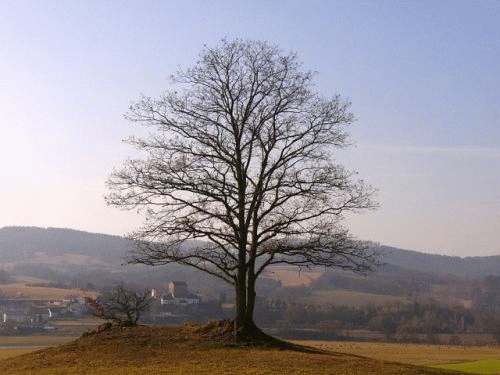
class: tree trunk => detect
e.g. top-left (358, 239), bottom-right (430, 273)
top-left (234, 308), bottom-right (260, 341)
top-left (234, 260), bottom-right (264, 341)
top-left (234, 268), bottom-right (247, 333)
top-left (246, 259), bottom-right (257, 324)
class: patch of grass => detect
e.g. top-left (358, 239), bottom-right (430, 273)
top-left (293, 340), bottom-right (500, 366)
top-left (0, 324), bottom-right (464, 374)
top-left (434, 359), bottom-right (500, 374)
top-left (0, 335), bottom-right (76, 347)
top-left (0, 336), bottom-right (78, 363)
top-left (0, 349), bottom-right (35, 359)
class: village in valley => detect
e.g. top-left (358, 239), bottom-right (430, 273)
top-left (2, 228), bottom-right (500, 373)
top-left (1, 0), bottom-right (499, 372)
top-left (0, 279), bottom-right (232, 335)
top-left (2, 264), bottom-right (500, 347)
top-left (2, 227), bottom-right (500, 345)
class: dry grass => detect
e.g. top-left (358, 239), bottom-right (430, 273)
top-left (293, 340), bottom-right (500, 366)
top-left (0, 325), bottom-right (465, 374)
top-left (0, 284), bottom-right (98, 299)
top-left (0, 349), bottom-right (34, 360)
top-left (0, 335), bottom-right (77, 347)
top-left (0, 335), bottom-right (81, 362)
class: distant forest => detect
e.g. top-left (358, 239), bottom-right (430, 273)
top-left (0, 226), bottom-right (130, 264)
top-left (1, 226), bottom-right (500, 278)
top-left (2, 226), bottom-right (500, 343)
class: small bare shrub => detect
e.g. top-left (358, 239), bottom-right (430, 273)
top-left (87, 285), bottom-right (152, 327)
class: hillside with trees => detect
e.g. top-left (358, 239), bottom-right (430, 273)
top-left (381, 245), bottom-right (500, 279)
top-left (2, 226), bottom-right (500, 344)
top-left (1, 227), bottom-right (499, 280)
top-left (0, 226), bottom-right (130, 265)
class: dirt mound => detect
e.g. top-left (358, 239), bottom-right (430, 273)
top-left (182, 319), bottom-right (235, 342)
top-left (181, 320), bottom-right (314, 351)
top-left (0, 323), bottom-right (464, 374)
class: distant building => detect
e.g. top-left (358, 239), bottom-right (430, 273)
top-left (161, 281), bottom-right (200, 306)
top-left (168, 281), bottom-right (188, 298)
top-left (160, 294), bottom-right (200, 306)
top-left (29, 307), bottom-right (51, 322)
top-left (2, 309), bottom-right (28, 323)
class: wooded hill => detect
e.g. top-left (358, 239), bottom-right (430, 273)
top-left (0, 226), bottom-right (130, 266)
top-left (0, 226), bottom-right (498, 279)
top-left (380, 245), bottom-right (500, 279)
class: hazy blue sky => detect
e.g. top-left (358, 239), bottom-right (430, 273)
top-left (1, 0), bottom-right (498, 256)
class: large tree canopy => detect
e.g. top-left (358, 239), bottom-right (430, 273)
top-left (106, 39), bottom-right (377, 339)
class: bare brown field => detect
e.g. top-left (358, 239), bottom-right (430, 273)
top-left (52, 317), bottom-right (103, 327)
top-left (0, 325), bottom-right (463, 374)
top-left (0, 284), bottom-right (99, 299)
top-left (266, 267), bottom-right (324, 287)
top-left (293, 340), bottom-right (500, 366)
top-left (0, 335), bottom-right (81, 361)
top-left (298, 290), bottom-right (408, 307)
top-left (328, 330), bottom-right (497, 346)
top-left (0, 335), bottom-right (77, 347)
top-left (52, 317), bottom-right (103, 335)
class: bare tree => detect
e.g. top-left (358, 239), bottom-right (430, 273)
top-left (107, 39), bottom-right (377, 340)
top-left (88, 286), bottom-right (152, 327)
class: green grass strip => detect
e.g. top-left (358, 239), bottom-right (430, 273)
top-left (434, 358), bottom-right (500, 374)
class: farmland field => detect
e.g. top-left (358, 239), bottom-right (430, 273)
top-left (265, 267), bottom-right (324, 287)
top-left (297, 290), bottom-right (408, 306)
top-left (0, 335), bottom-right (77, 347)
top-left (0, 319), bottom-right (101, 360)
top-left (2, 324), bottom-right (500, 373)
top-left (51, 319), bottom-right (102, 337)
top-left (434, 359), bottom-right (500, 374)
top-left (0, 325), bottom-right (463, 374)
top-left (293, 340), bottom-right (500, 366)
top-left (0, 335), bottom-right (79, 360)
top-left (0, 283), bottom-right (98, 299)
